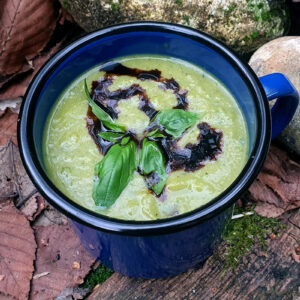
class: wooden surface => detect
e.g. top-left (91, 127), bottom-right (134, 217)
top-left (89, 209), bottom-right (300, 300)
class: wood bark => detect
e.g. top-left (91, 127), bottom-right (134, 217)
top-left (89, 209), bottom-right (300, 300)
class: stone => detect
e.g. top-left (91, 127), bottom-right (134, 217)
top-left (59, 0), bottom-right (289, 55)
top-left (249, 36), bottom-right (300, 155)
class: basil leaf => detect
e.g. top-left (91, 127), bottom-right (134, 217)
top-left (84, 79), bottom-right (126, 132)
top-left (139, 139), bottom-right (167, 195)
top-left (147, 129), bottom-right (165, 139)
top-left (84, 79), bottom-right (113, 122)
top-left (155, 109), bottom-right (199, 138)
top-left (121, 136), bottom-right (130, 145)
top-left (102, 120), bottom-right (126, 133)
top-left (98, 132), bottom-right (125, 142)
top-left (93, 141), bottom-right (137, 208)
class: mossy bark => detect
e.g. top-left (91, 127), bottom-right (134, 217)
top-left (88, 209), bottom-right (300, 299)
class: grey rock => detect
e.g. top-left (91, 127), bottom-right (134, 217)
top-left (59, 0), bottom-right (289, 54)
top-left (249, 36), bottom-right (300, 155)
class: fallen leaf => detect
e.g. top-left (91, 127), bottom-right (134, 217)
top-left (30, 225), bottom-right (95, 300)
top-left (33, 206), bottom-right (68, 227)
top-left (0, 140), bottom-right (38, 207)
top-left (0, 108), bottom-right (18, 146)
top-left (11, 141), bottom-right (39, 206)
top-left (33, 195), bottom-right (47, 218)
top-left (20, 196), bottom-right (37, 218)
top-left (58, 7), bottom-right (74, 25)
top-left (249, 145), bottom-right (300, 217)
top-left (0, 63), bottom-right (32, 89)
top-left (0, 98), bottom-right (22, 112)
top-left (0, 294), bottom-right (17, 300)
top-left (0, 142), bottom-right (17, 200)
top-left (0, 42), bottom-right (62, 100)
top-left (20, 194), bottom-right (46, 221)
top-left (0, 0), bottom-right (57, 76)
top-left (0, 203), bottom-right (36, 300)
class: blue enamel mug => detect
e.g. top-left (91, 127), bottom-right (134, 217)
top-left (18, 22), bottom-right (299, 278)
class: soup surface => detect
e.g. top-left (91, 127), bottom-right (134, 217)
top-left (43, 55), bottom-right (248, 220)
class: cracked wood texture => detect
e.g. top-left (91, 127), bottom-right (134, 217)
top-left (89, 209), bottom-right (300, 300)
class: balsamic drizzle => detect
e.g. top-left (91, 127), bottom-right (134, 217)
top-left (86, 62), bottom-right (223, 173)
top-left (162, 122), bottom-right (223, 172)
top-left (91, 62), bottom-right (189, 120)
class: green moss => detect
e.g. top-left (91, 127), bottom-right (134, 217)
top-left (248, 1), bottom-right (276, 24)
top-left (111, 3), bottom-right (120, 10)
top-left (62, 0), bottom-right (70, 9)
top-left (257, 2), bottom-right (264, 9)
top-left (110, 0), bottom-right (122, 10)
top-left (227, 3), bottom-right (237, 14)
top-left (175, 0), bottom-right (183, 6)
top-left (243, 35), bottom-right (250, 42)
top-left (222, 210), bottom-right (286, 271)
top-left (81, 265), bottom-right (114, 290)
top-left (278, 23), bottom-right (284, 31)
top-left (261, 10), bottom-right (274, 21)
top-left (250, 30), bottom-right (259, 39)
top-left (182, 15), bottom-right (190, 25)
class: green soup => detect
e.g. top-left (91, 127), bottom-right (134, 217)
top-left (43, 55), bottom-right (248, 220)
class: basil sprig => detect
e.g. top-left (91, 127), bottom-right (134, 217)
top-left (84, 79), bottom-right (126, 132)
top-left (93, 140), bottom-right (137, 209)
top-left (139, 139), bottom-right (167, 195)
top-left (147, 129), bottom-right (165, 139)
top-left (85, 79), bottom-right (201, 208)
top-left (98, 132), bottom-right (125, 143)
top-left (154, 109), bottom-right (199, 138)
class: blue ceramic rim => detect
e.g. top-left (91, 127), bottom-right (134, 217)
top-left (18, 22), bottom-right (270, 235)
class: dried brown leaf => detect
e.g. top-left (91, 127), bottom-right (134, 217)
top-left (0, 62), bottom-right (32, 89)
top-left (33, 206), bottom-right (68, 227)
top-left (0, 0), bottom-right (57, 76)
top-left (58, 7), bottom-right (74, 25)
top-left (33, 195), bottom-right (46, 219)
top-left (249, 145), bottom-right (300, 217)
top-left (0, 42), bottom-right (62, 100)
top-left (0, 142), bottom-right (17, 200)
top-left (21, 196), bottom-right (38, 218)
top-left (21, 194), bottom-right (46, 221)
top-left (11, 141), bottom-right (38, 206)
top-left (0, 203), bottom-right (36, 300)
top-left (31, 225), bottom-right (95, 300)
top-left (0, 140), bottom-right (38, 208)
top-left (0, 293), bottom-right (17, 300)
top-left (0, 108), bottom-right (18, 146)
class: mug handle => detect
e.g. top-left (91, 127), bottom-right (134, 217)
top-left (259, 73), bottom-right (299, 139)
